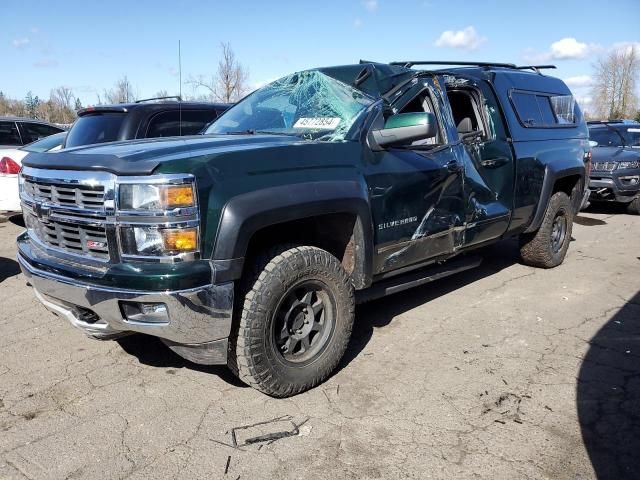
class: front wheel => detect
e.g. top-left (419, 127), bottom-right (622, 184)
top-left (519, 192), bottom-right (574, 268)
top-left (228, 246), bottom-right (355, 397)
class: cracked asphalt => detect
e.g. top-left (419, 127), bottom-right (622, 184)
top-left (1, 208), bottom-right (639, 480)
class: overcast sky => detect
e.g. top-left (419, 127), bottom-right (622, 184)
top-left (3, 0), bottom-right (639, 111)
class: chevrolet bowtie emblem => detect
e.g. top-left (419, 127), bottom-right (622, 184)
top-left (34, 203), bottom-right (51, 222)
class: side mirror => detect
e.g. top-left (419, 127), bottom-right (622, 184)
top-left (588, 140), bottom-right (598, 148)
top-left (371, 112), bottom-right (437, 148)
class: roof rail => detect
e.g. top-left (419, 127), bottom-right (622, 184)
top-left (135, 96), bottom-right (182, 103)
top-left (587, 120), bottom-right (625, 124)
top-left (389, 61), bottom-right (517, 69)
top-left (388, 61), bottom-right (557, 74)
top-left (516, 65), bottom-right (557, 74)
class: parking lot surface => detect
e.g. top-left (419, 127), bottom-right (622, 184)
top-left (0, 209), bottom-right (638, 480)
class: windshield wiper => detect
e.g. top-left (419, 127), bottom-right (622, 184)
top-left (255, 130), bottom-right (301, 137)
top-left (224, 129), bottom-right (257, 135)
top-left (223, 129), bottom-right (300, 137)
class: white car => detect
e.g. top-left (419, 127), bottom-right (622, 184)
top-left (0, 132), bottom-right (66, 212)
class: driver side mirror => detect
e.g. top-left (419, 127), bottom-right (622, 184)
top-left (370, 112), bottom-right (437, 148)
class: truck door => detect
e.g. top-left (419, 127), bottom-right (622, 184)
top-left (444, 76), bottom-right (515, 246)
top-left (365, 77), bottom-right (466, 275)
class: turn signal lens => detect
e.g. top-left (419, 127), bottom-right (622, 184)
top-left (162, 228), bottom-right (198, 252)
top-left (119, 182), bottom-right (196, 211)
top-left (161, 184), bottom-right (195, 208)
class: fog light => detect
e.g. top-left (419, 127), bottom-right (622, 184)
top-left (620, 175), bottom-right (640, 186)
top-left (162, 228), bottom-right (198, 251)
top-left (121, 302), bottom-right (169, 324)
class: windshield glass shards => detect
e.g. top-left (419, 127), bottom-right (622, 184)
top-left (206, 70), bottom-right (375, 141)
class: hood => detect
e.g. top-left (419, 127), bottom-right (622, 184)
top-left (592, 146), bottom-right (640, 163)
top-left (21, 134), bottom-right (301, 175)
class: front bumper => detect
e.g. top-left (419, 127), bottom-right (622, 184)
top-left (18, 246), bottom-right (234, 364)
top-left (589, 170), bottom-right (640, 203)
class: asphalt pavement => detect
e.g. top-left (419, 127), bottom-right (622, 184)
top-left (0, 208), bottom-right (638, 480)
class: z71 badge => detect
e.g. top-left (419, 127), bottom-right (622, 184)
top-left (378, 216), bottom-right (418, 230)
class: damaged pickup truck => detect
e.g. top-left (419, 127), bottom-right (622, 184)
top-left (18, 61), bottom-right (589, 397)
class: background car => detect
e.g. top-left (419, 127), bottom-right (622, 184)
top-left (63, 98), bottom-right (231, 148)
top-left (0, 131), bottom-right (66, 212)
top-left (587, 120), bottom-right (640, 214)
top-left (0, 116), bottom-right (65, 149)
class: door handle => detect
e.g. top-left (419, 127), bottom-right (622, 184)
top-left (446, 160), bottom-right (462, 172)
top-left (480, 157), bottom-right (509, 169)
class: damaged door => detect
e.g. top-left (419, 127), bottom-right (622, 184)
top-left (444, 75), bottom-right (515, 246)
top-left (366, 76), bottom-right (465, 275)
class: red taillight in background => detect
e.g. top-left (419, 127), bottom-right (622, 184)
top-left (0, 157), bottom-right (20, 175)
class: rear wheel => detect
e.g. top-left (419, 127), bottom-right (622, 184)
top-left (228, 245), bottom-right (354, 397)
top-left (519, 192), bottom-right (573, 268)
top-left (626, 197), bottom-right (640, 215)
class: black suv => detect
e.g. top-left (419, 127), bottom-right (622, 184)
top-left (588, 120), bottom-right (640, 214)
top-left (63, 98), bottom-right (231, 149)
top-left (0, 117), bottom-right (65, 148)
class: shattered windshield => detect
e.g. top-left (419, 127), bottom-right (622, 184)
top-left (205, 70), bottom-right (374, 141)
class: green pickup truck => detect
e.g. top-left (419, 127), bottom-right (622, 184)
top-left (18, 61), bottom-right (590, 397)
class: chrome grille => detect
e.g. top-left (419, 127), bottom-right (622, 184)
top-left (592, 161), bottom-right (617, 172)
top-left (24, 212), bottom-right (110, 259)
top-left (20, 168), bottom-right (116, 264)
top-left (23, 179), bottom-right (105, 209)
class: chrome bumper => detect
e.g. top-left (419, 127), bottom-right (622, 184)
top-left (18, 253), bottom-right (234, 349)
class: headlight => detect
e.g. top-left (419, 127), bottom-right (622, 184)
top-left (119, 183), bottom-right (195, 211)
top-left (120, 226), bottom-right (198, 256)
top-left (617, 161), bottom-right (639, 170)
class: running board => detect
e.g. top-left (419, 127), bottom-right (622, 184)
top-left (356, 255), bottom-right (483, 304)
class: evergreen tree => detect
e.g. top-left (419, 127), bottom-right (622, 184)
top-left (25, 91), bottom-right (41, 119)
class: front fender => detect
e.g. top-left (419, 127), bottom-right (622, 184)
top-left (211, 181), bottom-right (374, 286)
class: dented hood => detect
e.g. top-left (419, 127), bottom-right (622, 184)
top-left (21, 134), bottom-right (300, 175)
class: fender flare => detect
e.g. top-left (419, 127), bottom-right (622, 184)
top-left (211, 181), bottom-right (374, 288)
top-left (524, 165), bottom-right (584, 233)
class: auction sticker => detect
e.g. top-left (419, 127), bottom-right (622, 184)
top-left (293, 117), bottom-right (341, 129)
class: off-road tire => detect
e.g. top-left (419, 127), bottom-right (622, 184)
top-left (519, 192), bottom-right (573, 268)
top-left (228, 245), bottom-right (355, 397)
top-left (626, 197), bottom-right (640, 215)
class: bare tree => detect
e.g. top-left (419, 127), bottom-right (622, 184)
top-left (103, 75), bottom-right (138, 104)
top-left (52, 86), bottom-right (74, 110)
top-left (188, 42), bottom-right (249, 103)
top-left (49, 86), bottom-right (76, 123)
top-left (591, 45), bottom-right (640, 119)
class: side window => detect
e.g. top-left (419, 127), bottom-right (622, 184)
top-left (446, 88), bottom-right (490, 139)
top-left (511, 92), bottom-right (543, 127)
top-left (477, 82), bottom-right (506, 141)
top-left (0, 121), bottom-right (22, 145)
top-left (146, 110), bottom-right (219, 138)
top-left (550, 95), bottom-right (576, 124)
top-left (398, 89), bottom-right (442, 145)
top-left (20, 122), bottom-right (62, 143)
top-left (536, 96), bottom-right (556, 126)
top-left (512, 91), bottom-right (577, 128)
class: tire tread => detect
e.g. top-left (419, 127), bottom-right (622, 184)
top-left (228, 245), bottom-right (354, 397)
